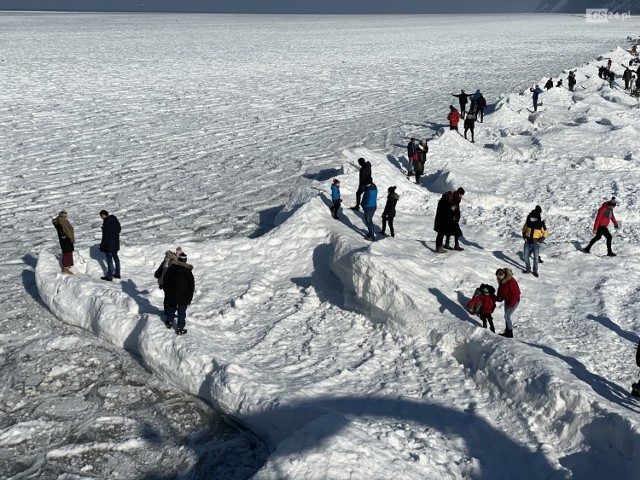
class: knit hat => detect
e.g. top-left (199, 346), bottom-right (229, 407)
top-left (99, 210), bottom-right (109, 217)
top-left (534, 205), bottom-right (542, 213)
top-left (178, 252), bottom-right (187, 263)
top-left (608, 197), bottom-right (617, 206)
top-left (495, 268), bottom-right (506, 276)
top-left (388, 186), bottom-right (396, 193)
top-left (456, 187), bottom-right (465, 195)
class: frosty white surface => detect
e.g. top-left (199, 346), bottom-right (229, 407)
top-left (4, 12), bottom-right (640, 479)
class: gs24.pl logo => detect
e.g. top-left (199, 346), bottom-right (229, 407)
top-left (586, 9), bottom-right (632, 23)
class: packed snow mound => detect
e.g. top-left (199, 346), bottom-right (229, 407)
top-left (37, 47), bottom-right (640, 479)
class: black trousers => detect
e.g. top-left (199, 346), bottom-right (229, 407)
top-left (435, 232), bottom-right (445, 250)
top-left (355, 185), bottom-right (364, 208)
top-left (586, 226), bottom-right (613, 252)
top-left (330, 200), bottom-right (341, 218)
top-left (382, 216), bottom-right (394, 236)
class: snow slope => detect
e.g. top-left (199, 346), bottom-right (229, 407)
top-left (36, 45), bottom-right (640, 478)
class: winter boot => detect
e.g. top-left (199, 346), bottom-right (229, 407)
top-left (62, 267), bottom-right (73, 275)
top-left (165, 319), bottom-right (173, 329)
top-left (482, 320), bottom-right (487, 328)
top-left (176, 328), bottom-right (188, 335)
top-left (499, 329), bottom-right (513, 338)
top-left (444, 242), bottom-right (453, 250)
top-left (607, 251), bottom-right (617, 257)
top-left (454, 245), bottom-right (464, 251)
top-left (436, 247), bottom-right (447, 254)
top-left (582, 248), bottom-right (590, 254)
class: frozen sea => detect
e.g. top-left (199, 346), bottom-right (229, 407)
top-left (2, 12), bottom-right (640, 479)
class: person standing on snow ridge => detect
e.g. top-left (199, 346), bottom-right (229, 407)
top-left (544, 78), bottom-right (554, 90)
top-left (475, 93), bottom-right (487, 123)
top-left (414, 139), bottom-right (428, 185)
top-left (445, 187), bottom-right (465, 251)
top-left (495, 268), bottom-right (520, 338)
top-left (52, 211), bottom-right (75, 275)
top-left (434, 191), bottom-right (454, 254)
top-left (469, 89), bottom-right (482, 113)
top-left (330, 178), bottom-right (342, 220)
top-left (447, 105), bottom-right (460, 131)
top-left (568, 71), bottom-right (576, 92)
top-left (380, 186), bottom-right (399, 238)
top-left (583, 197), bottom-right (619, 257)
top-left (623, 67), bottom-right (633, 90)
top-left (361, 178), bottom-right (378, 242)
top-left (464, 111), bottom-right (476, 143)
top-left (154, 247), bottom-right (182, 314)
top-left (99, 209), bottom-right (121, 281)
top-left (530, 84), bottom-right (543, 112)
top-left (451, 90), bottom-right (469, 118)
top-left (351, 157), bottom-right (372, 211)
top-left (608, 70), bottom-right (616, 89)
top-left (163, 251), bottom-right (195, 335)
top-left (521, 205), bottom-right (548, 278)
top-left (407, 138), bottom-right (417, 177)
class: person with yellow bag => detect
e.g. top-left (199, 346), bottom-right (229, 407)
top-left (522, 205), bottom-right (548, 278)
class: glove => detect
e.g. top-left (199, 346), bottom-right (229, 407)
top-left (159, 285), bottom-right (164, 290)
top-left (614, 224), bottom-right (619, 229)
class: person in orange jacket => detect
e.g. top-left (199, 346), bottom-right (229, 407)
top-left (583, 197), bottom-right (619, 256)
top-left (447, 105), bottom-right (460, 131)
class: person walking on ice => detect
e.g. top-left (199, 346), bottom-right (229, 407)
top-left (52, 211), bottom-right (75, 274)
top-left (407, 138), bottom-right (417, 177)
top-left (495, 268), bottom-right (520, 338)
top-left (163, 251), bottom-right (195, 335)
top-left (447, 105), bottom-right (460, 131)
top-left (522, 205), bottom-right (547, 277)
top-left (380, 186), bottom-right (399, 237)
top-left (583, 197), bottom-right (619, 257)
top-left (361, 178), bottom-right (378, 242)
top-left (451, 90), bottom-right (469, 118)
top-left (530, 84), bottom-right (543, 112)
top-left (330, 178), bottom-right (342, 220)
top-left (154, 247), bottom-right (182, 314)
top-left (99, 210), bottom-right (121, 281)
top-left (351, 157), bottom-right (372, 211)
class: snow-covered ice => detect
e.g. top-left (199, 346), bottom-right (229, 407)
top-left (5, 11), bottom-right (640, 479)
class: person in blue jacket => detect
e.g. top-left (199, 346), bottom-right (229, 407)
top-left (99, 209), bottom-right (121, 281)
top-left (330, 178), bottom-right (341, 219)
top-left (362, 179), bottom-right (378, 241)
top-left (530, 84), bottom-right (543, 112)
top-left (470, 89), bottom-right (482, 113)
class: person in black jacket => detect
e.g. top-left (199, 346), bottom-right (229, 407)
top-left (568, 71), bottom-right (576, 92)
top-left (475, 94), bottom-right (487, 123)
top-left (380, 186), bottom-right (399, 237)
top-left (464, 112), bottom-right (476, 143)
top-left (445, 188), bottom-right (464, 251)
top-left (99, 210), bottom-right (121, 281)
top-left (163, 251), bottom-right (195, 335)
top-left (351, 157), bottom-right (372, 211)
top-left (434, 191), bottom-right (454, 253)
top-left (632, 342), bottom-right (640, 397)
top-left (544, 78), bottom-right (554, 90)
top-left (407, 138), bottom-right (416, 177)
top-left (451, 90), bottom-right (469, 119)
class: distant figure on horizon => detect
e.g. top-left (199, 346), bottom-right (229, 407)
top-left (330, 178), bottom-right (341, 220)
top-left (351, 157), bottom-right (372, 211)
top-left (530, 84), bottom-right (543, 112)
top-left (99, 209), bottom-right (121, 281)
top-left (52, 210), bottom-right (75, 275)
top-left (447, 105), bottom-right (460, 131)
top-left (583, 197), bottom-right (619, 257)
top-left (623, 67), bottom-right (633, 90)
top-left (407, 138), bottom-right (417, 177)
top-left (451, 90), bottom-right (469, 118)
top-left (476, 93), bottom-right (487, 122)
top-left (464, 111), bottom-right (476, 143)
top-left (556, 79), bottom-right (563, 88)
top-left (163, 251), bottom-right (195, 336)
top-left (380, 186), bottom-right (399, 238)
top-left (362, 178), bottom-right (378, 242)
top-left (608, 70), bottom-right (616, 88)
top-left (495, 268), bottom-right (520, 338)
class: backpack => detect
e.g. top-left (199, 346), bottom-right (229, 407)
top-left (468, 284), bottom-right (496, 315)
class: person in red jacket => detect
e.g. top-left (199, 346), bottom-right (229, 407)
top-left (495, 268), bottom-right (520, 338)
top-left (467, 285), bottom-right (498, 332)
top-left (583, 197), bottom-right (619, 256)
top-left (447, 105), bottom-right (460, 131)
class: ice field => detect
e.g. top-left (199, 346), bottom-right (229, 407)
top-left (3, 12), bottom-right (640, 479)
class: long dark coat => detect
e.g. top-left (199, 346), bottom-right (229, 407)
top-left (53, 221), bottom-right (74, 254)
top-left (434, 192), bottom-right (454, 234)
top-left (163, 262), bottom-right (195, 305)
top-left (100, 215), bottom-right (121, 253)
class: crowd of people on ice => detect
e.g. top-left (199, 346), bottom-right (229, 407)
top-left (48, 53), bottom-right (631, 368)
top-left (322, 55), bottom-right (630, 340)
